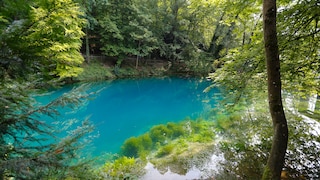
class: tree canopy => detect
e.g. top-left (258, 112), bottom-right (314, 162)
top-left (0, 0), bottom-right (319, 179)
top-left (0, 0), bottom-right (85, 79)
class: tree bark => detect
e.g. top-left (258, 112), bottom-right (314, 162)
top-left (262, 0), bottom-right (288, 179)
top-left (85, 27), bottom-right (90, 63)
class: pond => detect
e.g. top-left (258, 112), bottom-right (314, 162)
top-left (36, 77), bottom-right (221, 158)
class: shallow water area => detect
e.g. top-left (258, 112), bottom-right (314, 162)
top-left (142, 153), bottom-right (225, 180)
top-left (36, 77), bottom-right (221, 158)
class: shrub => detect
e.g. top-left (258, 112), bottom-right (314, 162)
top-left (76, 62), bottom-right (115, 81)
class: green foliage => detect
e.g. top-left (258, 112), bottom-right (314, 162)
top-left (95, 0), bottom-right (258, 64)
top-left (156, 144), bottom-right (174, 157)
top-left (76, 62), bottom-right (115, 81)
top-left (121, 134), bottom-right (153, 158)
top-left (27, 0), bottom-right (86, 78)
top-left (215, 113), bottom-right (243, 132)
top-left (149, 120), bottom-right (196, 146)
top-left (139, 134), bottom-right (153, 151)
top-left (278, 0), bottom-right (320, 96)
top-left (0, 0), bottom-right (86, 79)
top-left (183, 53), bottom-right (216, 76)
top-left (0, 81), bottom-right (99, 179)
top-left (0, 1), bottom-right (97, 177)
top-left (115, 67), bottom-right (140, 77)
top-left (214, 96), bottom-right (320, 179)
top-left (166, 122), bottom-right (186, 138)
top-left (113, 63), bottom-right (168, 78)
top-left (175, 139), bottom-right (189, 154)
top-left (214, 113), bottom-right (232, 131)
top-left (214, 108), bottom-right (270, 179)
top-left (102, 156), bottom-right (145, 179)
top-left (121, 137), bottom-right (143, 158)
top-left (189, 119), bottom-right (205, 133)
top-left (149, 124), bottom-right (171, 145)
top-left (205, 1), bottom-right (319, 177)
top-left (209, 0), bottom-right (319, 102)
top-left (182, 119), bottom-right (216, 143)
top-left (116, 103), bottom-right (320, 178)
top-left (118, 119), bottom-right (217, 174)
top-left (98, 0), bottom-right (158, 61)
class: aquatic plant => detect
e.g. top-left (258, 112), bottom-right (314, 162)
top-left (113, 119), bottom-right (218, 178)
top-left (121, 137), bottom-right (142, 158)
top-left (139, 133), bottom-right (153, 151)
top-left (149, 124), bottom-right (171, 145)
top-left (102, 156), bottom-right (145, 179)
top-left (166, 122), bottom-right (186, 138)
top-left (121, 134), bottom-right (153, 158)
top-left (156, 144), bottom-right (175, 157)
top-left (175, 139), bottom-right (189, 154)
top-left (121, 120), bottom-right (217, 159)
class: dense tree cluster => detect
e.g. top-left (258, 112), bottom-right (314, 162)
top-left (0, 0), bottom-right (319, 179)
top-left (81, 0), bottom-right (254, 74)
top-left (0, 0), bottom-right (85, 79)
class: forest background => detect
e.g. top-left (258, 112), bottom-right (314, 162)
top-left (0, 0), bottom-right (319, 179)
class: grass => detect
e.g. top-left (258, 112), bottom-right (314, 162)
top-left (76, 61), bottom-right (115, 81)
top-left (78, 58), bottom-right (172, 82)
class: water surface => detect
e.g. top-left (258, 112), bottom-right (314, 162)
top-left (37, 77), bottom-right (220, 157)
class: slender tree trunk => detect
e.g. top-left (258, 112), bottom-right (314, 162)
top-left (208, 12), bottom-right (225, 54)
top-left (136, 41), bottom-right (140, 69)
top-left (85, 27), bottom-right (90, 63)
top-left (262, 0), bottom-right (288, 179)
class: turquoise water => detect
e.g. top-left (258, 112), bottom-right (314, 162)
top-left (36, 77), bottom-right (220, 157)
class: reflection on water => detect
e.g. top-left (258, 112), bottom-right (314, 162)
top-left (142, 152), bottom-right (225, 180)
top-left (142, 162), bottom-right (201, 180)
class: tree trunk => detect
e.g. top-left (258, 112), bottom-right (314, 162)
top-left (208, 12), bottom-right (225, 54)
top-left (136, 41), bottom-right (140, 69)
top-left (262, 0), bottom-right (288, 179)
top-left (135, 55), bottom-right (139, 69)
top-left (85, 27), bottom-right (90, 63)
